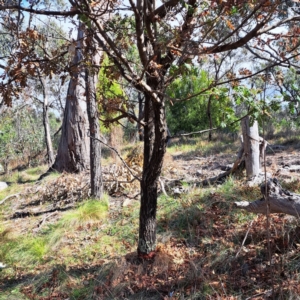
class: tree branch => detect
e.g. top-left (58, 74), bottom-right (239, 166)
top-left (87, 133), bottom-right (141, 182)
top-left (0, 4), bottom-right (79, 16)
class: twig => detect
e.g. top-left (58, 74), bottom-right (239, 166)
top-left (169, 128), bottom-right (217, 139)
top-left (168, 112), bottom-right (253, 139)
top-left (36, 211), bottom-right (57, 230)
top-left (88, 133), bottom-right (141, 182)
top-left (235, 220), bottom-right (254, 258)
top-left (159, 177), bottom-right (168, 197)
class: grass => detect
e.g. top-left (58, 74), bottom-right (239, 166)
top-left (2, 134), bottom-right (300, 298)
top-left (0, 165), bottom-right (49, 183)
top-left (60, 196), bottom-right (109, 227)
top-left (0, 229), bottom-right (48, 276)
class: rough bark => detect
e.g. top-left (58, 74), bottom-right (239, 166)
top-left (51, 23), bottom-right (90, 173)
top-left (235, 178), bottom-right (300, 217)
top-left (138, 91), bottom-right (167, 257)
top-left (241, 116), bottom-right (260, 179)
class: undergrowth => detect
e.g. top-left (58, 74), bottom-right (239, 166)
top-left (1, 136), bottom-right (300, 298)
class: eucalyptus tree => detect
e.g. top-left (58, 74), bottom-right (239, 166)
top-left (1, 0), bottom-right (300, 257)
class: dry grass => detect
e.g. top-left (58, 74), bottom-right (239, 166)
top-left (2, 133), bottom-right (300, 298)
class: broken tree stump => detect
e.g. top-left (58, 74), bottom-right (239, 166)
top-left (234, 178), bottom-right (300, 217)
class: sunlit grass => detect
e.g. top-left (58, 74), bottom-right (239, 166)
top-left (60, 196), bottom-right (109, 227)
top-left (0, 227), bottom-right (48, 267)
top-left (0, 182), bottom-right (19, 202)
top-left (2, 132), bottom-right (300, 298)
top-left (167, 134), bottom-right (238, 158)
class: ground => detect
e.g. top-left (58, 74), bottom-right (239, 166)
top-left (1, 133), bottom-right (300, 299)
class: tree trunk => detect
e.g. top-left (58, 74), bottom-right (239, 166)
top-left (40, 76), bottom-right (54, 166)
top-left (138, 92), bottom-right (144, 142)
top-left (207, 94), bottom-right (213, 142)
top-left (241, 116), bottom-right (260, 179)
top-left (85, 29), bottom-right (102, 199)
top-left (51, 23), bottom-right (90, 173)
top-left (235, 178), bottom-right (300, 217)
top-left (138, 91), bottom-right (167, 257)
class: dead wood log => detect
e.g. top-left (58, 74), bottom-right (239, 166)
top-left (234, 178), bottom-right (300, 217)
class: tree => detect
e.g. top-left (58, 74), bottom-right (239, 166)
top-left (51, 23), bottom-right (91, 173)
top-left (36, 71), bottom-right (55, 166)
top-left (85, 26), bottom-right (103, 198)
top-left (241, 116), bottom-right (260, 179)
top-left (0, 106), bottom-right (45, 172)
top-left (166, 68), bottom-right (233, 136)
top-left (1, 0), bottom-right (300, 257)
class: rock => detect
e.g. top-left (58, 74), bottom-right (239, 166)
top-left (123, 198), bottom-right (134, 207)
top-left (0, 182), bottom-right (8, 191)
top-left (288, 165), bottom-right (300, 172)
top-left (196, 170), bottom-right (202, 176)
top-left (0, 262), bottom-right (7, 269)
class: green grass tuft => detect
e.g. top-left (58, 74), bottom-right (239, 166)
top-left (60, 195), bottom-right (109, 227)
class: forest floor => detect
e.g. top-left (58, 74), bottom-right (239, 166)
top-left (1, 132), bottom-right (300, 299)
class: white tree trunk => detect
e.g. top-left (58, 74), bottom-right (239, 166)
top-left (39, 76), bottom-right (54, 166)
top-left (241, 116), bottom-right (260, 179)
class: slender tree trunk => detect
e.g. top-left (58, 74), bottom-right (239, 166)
top-left (85, 29), bottom-right (102, 199)
top-left (138, 92), bottom-right (144, 142)
top-left (40, 76), bottom-right (54, 165)
top-left (51, 23), bottom-right (90, 173)
top-left (138, 90), bottom-right (167, 257)
top-left (207, 94), bottom-right (213, 141)
top-left (241, 116), bottom-right (260, 178)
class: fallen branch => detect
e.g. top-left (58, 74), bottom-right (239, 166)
top-left (11, 204), bottom-right (76, 219)
top-left (199, 154), bottom-right (245, 186)
top-left (234, 178), bottom-right (300, 217)
top-left (34, 211), bottom-right (58, 231)
top-left (0, 193), bottom-right (20, 205)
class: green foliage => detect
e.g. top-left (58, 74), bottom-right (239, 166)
top-left (98, 55), bottom-right (124, 101)
top-left (166, 68), bottom-right (236, 134)
top-left (97, 54), bottom-right (127, 135)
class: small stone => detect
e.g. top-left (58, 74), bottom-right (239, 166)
top-left (196, 170), bottom-right (202, 176)
top-left (0, 262), bottom-right (7, 269)
top-left (0, 182), bottom-right (8, 191)
top-left (123, 198), bottom-right (133, 207)
top-left (289, 165), bottom-right (300, 172)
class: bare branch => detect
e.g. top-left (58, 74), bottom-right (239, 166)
top-left (0, 4), bottom-right (79, 16)
top-left (88, 133), bottom-right (141, 182)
